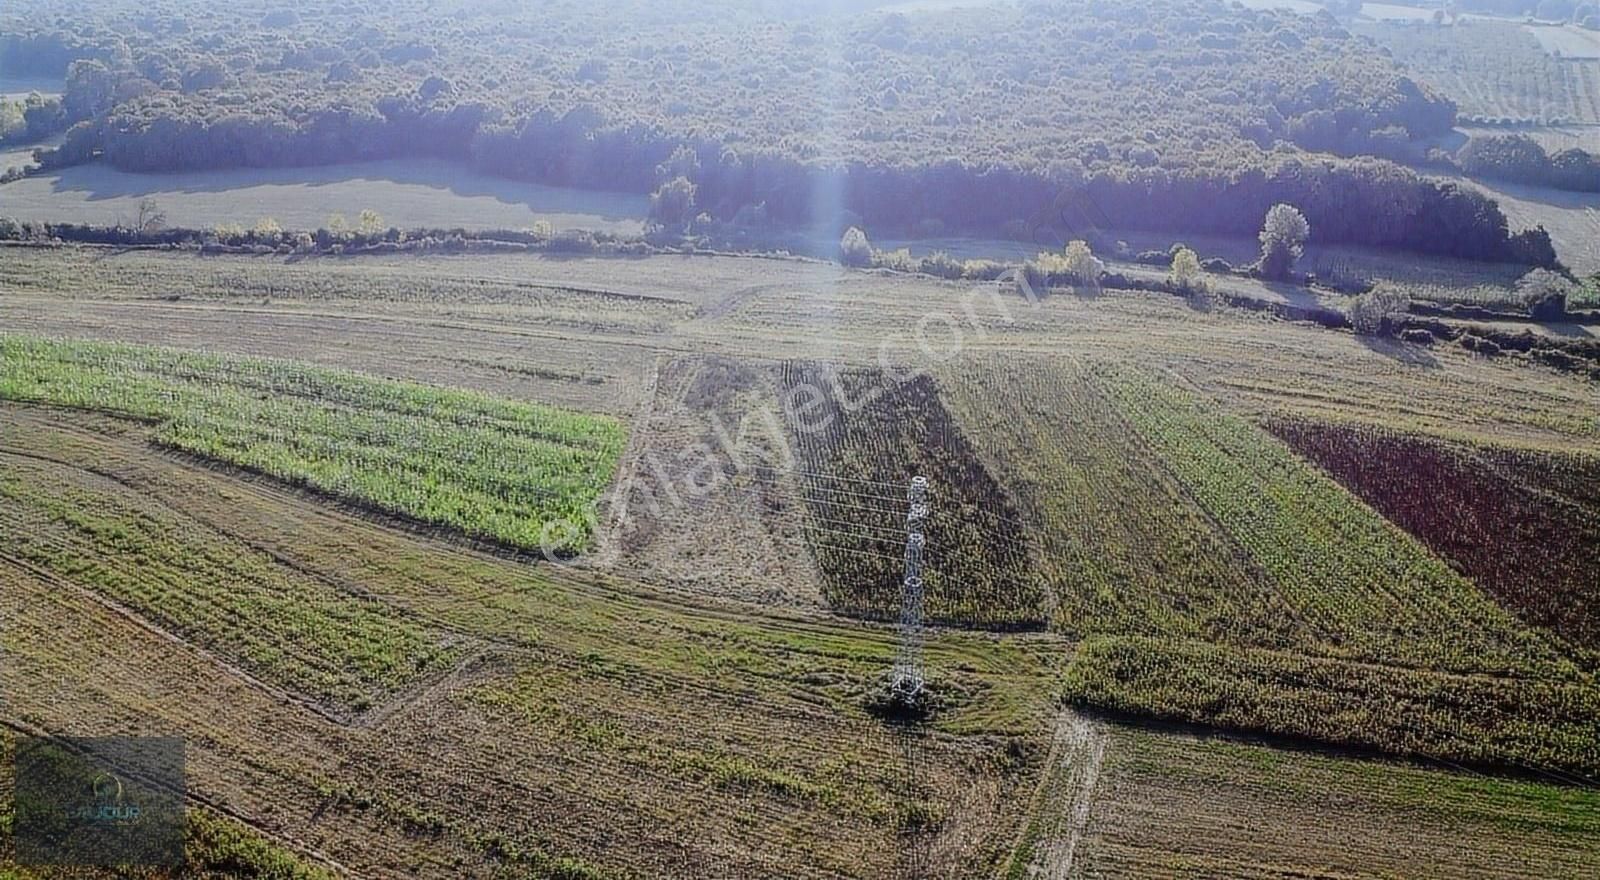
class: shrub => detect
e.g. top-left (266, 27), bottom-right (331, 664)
top-left (357, 209), bottom-right (385, 236)
top-left (1258, 203), bottom-right (1310, 280)
top-left (648, 176), bottom-right (697, 230)
top-left (1017, 259), bottom-right (1049, 297)
top-left (1348, 286), bottom-right (1410, 336)
top-left (871, 247), bottom-right (917, 273)
top-left (839, 226), bottom-right (873, 267)
top-left (1169, 246), bottom-right (1203, 292)
top-left (1514, 268), bottom-right (1571, 321)
top-left (918, 250), bottom-right (963, 279)
top-left (1062, 240), bottom-right (1104, 288)
top-left (961, 259), bottom-right (1009, 281)
top-left (253, 217), bottom-right (282, 242)
top-left (1400, 328), bottom-right (1434, 346)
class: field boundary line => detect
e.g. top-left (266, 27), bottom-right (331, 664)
top-left (592, 351), bottom-right (668, 569)
top-left (0, 552), bottom-right (354, 727)
top-left (353, 648), bottom-right (497, 730)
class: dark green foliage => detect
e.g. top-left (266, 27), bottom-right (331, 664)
top-left (1459, 134), bottom-right (1600, 193)
top-left (0, 0), bottom-right (1552, 263)
top-left (1515, 268), bottom-right (1573, 319)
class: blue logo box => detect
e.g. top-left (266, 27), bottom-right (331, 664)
top-left (13, 736), bottom-right (186, 866)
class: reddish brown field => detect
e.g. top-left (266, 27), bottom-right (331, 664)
top-left (1269, 418), bottom-right (1600, 651)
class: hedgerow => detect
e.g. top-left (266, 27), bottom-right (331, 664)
top-left (1065, 636), bottom-right (1600, 778)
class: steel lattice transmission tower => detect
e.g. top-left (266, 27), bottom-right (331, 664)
top-left (890, 475), bottom-right (929, 703)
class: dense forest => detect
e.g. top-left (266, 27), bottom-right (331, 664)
top-left (0, 0), bottom-right (1561, 264)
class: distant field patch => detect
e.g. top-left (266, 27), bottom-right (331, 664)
top-left (1526, 24), bottom-right (1600, 59)
top-left (1233, 0), bottom-right (1323, 13)
top-left (1449, 175), bottom-right (1600, 274)
top-left (0, 75), bottom-right (63, 100)
top-left (1361, 2), bottom-right (1436, 22)
top-left (0, 159), bottom-right (648, 232)
top-left (0, 335), bottom-right (627, 554)
top-left (1355, 21), bottom-right (1600, 125)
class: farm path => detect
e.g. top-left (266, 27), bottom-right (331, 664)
top-left (1028, 709), bottom-right (1109, 880)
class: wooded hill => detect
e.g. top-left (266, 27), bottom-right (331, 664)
top-left (0, 0), bottom-right (1559, 264)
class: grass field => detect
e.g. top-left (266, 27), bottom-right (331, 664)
top-left (0, 335), bottom-right (627, 554)
top-left (1, 450), bottom-right (459, 713)
top-left (0, 159), bottom-right (649, 233)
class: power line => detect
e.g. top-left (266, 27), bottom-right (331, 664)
top-left (745, 464), bottom-right (933, 492)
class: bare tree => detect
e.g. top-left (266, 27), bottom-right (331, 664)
top-left (136, 198), bottom-right (167, 233)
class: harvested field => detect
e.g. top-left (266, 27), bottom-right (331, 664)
top-left (1268, 419), bottom-right (1600, 651)
top-left (778, 363), bottom-right (1045, 630)
top-left (1077, 724), bottom-right (1600, 879)
top-left (0, 403), bottom-right (1063, 878)
top-left (0, 450), bottom-right (460, 714)
top-left (602, 355), bottom-right (826, 607)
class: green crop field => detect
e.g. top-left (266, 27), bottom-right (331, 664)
top-left (0, 335), bottom-right (627, 555)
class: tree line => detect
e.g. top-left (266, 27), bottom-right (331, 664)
top-left (0, 0), bottom-right (1564, 266)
